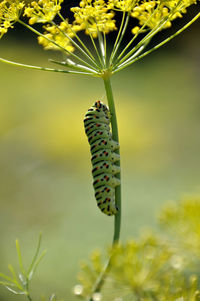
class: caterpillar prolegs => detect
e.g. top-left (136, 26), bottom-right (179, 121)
top-left (84, 100), bottom-right (120, 216)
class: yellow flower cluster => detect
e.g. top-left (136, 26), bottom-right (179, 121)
top-left (0, 0), bottom-right (199, 53)
top-left (71, 0), bottom-right (117, 38)
top-left (107, 0), bottom-right (139, 12)
top-left (131, 0), bottom-right (198, 33)
top-left (159, 198), bottom-right (200, 256)
top-left (24, 0), bottom-right (63, 25)
top-left (0, 0), bottom-right (199, 42)
top-left (77, 199), bottom-right (200, 301)
top-left (38, 21), bottom-right (75, 52)
top-left (161, 0), bottom-right (197, 8)
top-left (131, 1), bottom-right (172, 32)
top-left (0, 0), bottom-right (24, 37)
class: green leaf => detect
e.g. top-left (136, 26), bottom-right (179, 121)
top-left (49, 293), bottom-right (56, 301)
top-left (28, 250), bottom-right (47, 281)
top-left (16, 239), bottom-right (26, 276)
top-left (5, 286), bottom-right (26, 295)
top-left (27, 232), bottom-right (42, 278)
top-left (0, 272), bottom-right (13, 282)
top-left (0, 281), bottom-right (18, 287)
top-left (8, 265), bottom-right (17, 281)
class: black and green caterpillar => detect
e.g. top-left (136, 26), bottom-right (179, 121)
top-left (84, 100), bottom-right (120, 216)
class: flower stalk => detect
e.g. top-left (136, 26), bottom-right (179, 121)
top-left (103, 74), bottom-right (121, 244)
top-left (86, 74), bottom-right (122, 301)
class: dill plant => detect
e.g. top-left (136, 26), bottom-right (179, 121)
top-left (0, 0), bottom-right (200, 300)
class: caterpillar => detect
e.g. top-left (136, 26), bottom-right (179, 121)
top-left (84, 100), bottom-right (120, 216)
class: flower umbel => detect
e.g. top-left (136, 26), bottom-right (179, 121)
top-left (0, 0), bottom-right (199, 75)
top-left (24, 0), bottom-right (64, 25)
top-left (0, 0), bottom-right (25, 37)
top-left (71, 0), bottom-right (117, 38)
top-left (38, 21), bottom-right (75, 52)
top-left (76, 200), bottom-right (200, 301)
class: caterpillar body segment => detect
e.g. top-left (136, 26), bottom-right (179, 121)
top-left (90, 138), bottom-right (119, 153)
top-left (85, 123), bottom-right (110, 136)
top-left (91, 149), bottom-right (120, 165)
top-left (84, 100), bottom-right (120, 216)
top-left (88, 130), bottom-right (111, 144)
top-left (84, 115), bottom-right (110, 127)
top-left (97, 200), bottom-right (118, 216)
top-left (92, 161), bottom-right (121, 177)
top-left (91, 101), bottom-right (109, 114)
top-left (93, 173), bottom-right (121, 189)
top-left (85, 108), bottom-right (108, 117)
top-left (95, 185), bottom-right (113, 198)
top-left (95, 186), bottom-right (118, 216)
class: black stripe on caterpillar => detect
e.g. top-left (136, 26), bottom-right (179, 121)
top-left (84, 100), bottom-right (120, 216)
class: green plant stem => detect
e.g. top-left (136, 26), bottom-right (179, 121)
top-left (110, 12), bottom-right (130, 66)
top-left (88, 74), bottom-right (121, 301)
top-left (103, 75), bottom-right (121, 243)
top-left (0, 57), bottom-right (96, 76)
top-left (51, 20), bottom-right (100, 71)
top-left (57, 12), bottom-right (98, 68)
top-left (27, 295), bottom-right (32, 301)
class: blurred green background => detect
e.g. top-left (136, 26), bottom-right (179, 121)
top-left (0, 9), bottom-right (200, 301)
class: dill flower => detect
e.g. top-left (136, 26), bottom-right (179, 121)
top-left (75, 233), bottom-right (200, 300)
top-left (71, 0), bottom-right (117, 38)
top-left (38, 21), bottom-right (75, 52)
top-left (0, 0), bottom-right (199, 75)
top-left (24, 0), bottom-right (64, 25)
top-left (75, 199), bottom-right (200, 301)
top-left (0, 0), bottom-right (25, 37)
top-left (159, 198), bottom-right (200, 257)
top-left (131, 1), bottom-right (173, 31)
top-left (107, 0), bottom-right (139, 12)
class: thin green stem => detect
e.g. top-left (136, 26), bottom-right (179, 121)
top-left (49, 59), bottom-right (99, 74)
top-left (110, 12), bottom-right (130, 66)
top-left (27, 233), bottom-right (42, 277)
top-left (27, 294), bottom-right (33, 301)
top-left (116, 21), bottom-right (162, 67)
top-left (18, 20), bottom-right (96, 71)
top-left (109, 11), bottom-right (126, 65)
top-left (97, 29), bottom-right (106, 67)
top-left (88, 74), bottom-right (121, 301)
top-left (87, 257), bottom-right (111, 301)
top-left (51, 20), bottom-right (99, 71)
top-left (57, 12), bottom-right (99, 69)
top-left (116, 20), bottom-right (162, 66)
top-left (0, 57), bottom-right (96, 76)
top-left (115, 41), bottom-right (148, 70)
top-left (116, 0), bottom-right (184, 67)
top-left (0, 281), bottom-right (18, 287)
top-left (116, 4), bottom-right (160, 63)
top-left (15, 240), bottom-right (26, 277)
top-left (74, 12), bottom-right (103, 67)
top-left (88, 32), bottom-right (104, 67)
top-left (103, 75), bottom-right (121, 243)
top-left (114, 11), bottom-right (200, 73)
top-left (103, 32), bottom-right (107, 67)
